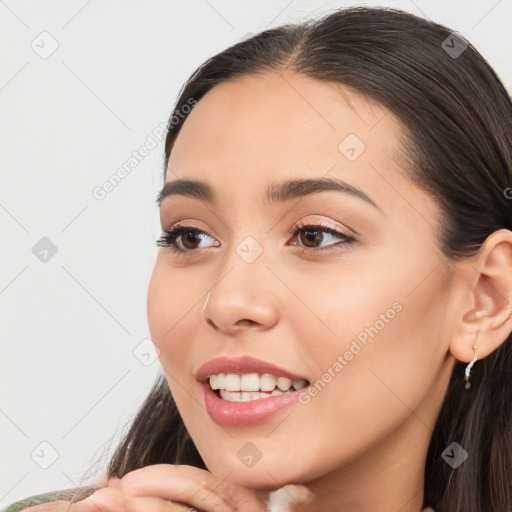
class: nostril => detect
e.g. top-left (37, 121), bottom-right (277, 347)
top-left (206, 318), bottom-right (218, 329)
top-left (235, 319), bottom-right (258, 327)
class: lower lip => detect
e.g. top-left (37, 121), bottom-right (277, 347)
top-left (201, 382), bottom-right (307, 427)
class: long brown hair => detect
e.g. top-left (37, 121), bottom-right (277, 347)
top-left (96, 7), bottom-right (512, 511)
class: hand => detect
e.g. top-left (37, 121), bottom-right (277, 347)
top-left (69, 464), bottom-right (267, 512)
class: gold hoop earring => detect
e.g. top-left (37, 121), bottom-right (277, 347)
top-left (464, 343), bottom-right (478, 390)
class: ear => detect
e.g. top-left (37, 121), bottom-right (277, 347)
top-left (449, 228), bottom-right (512, 363)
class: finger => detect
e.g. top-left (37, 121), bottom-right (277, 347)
top-left (71, 493), bottom-right (205, 512)
top-left (67, 487), bottom-right (126, 512)
top-left (122, 496), bottom-right (197, 512)
top-left (118, 464), bottom-right (266, 512)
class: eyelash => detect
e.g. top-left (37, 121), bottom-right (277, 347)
top-left (156, 221), bottom-right (356, 256)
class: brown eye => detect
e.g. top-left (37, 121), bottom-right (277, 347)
top-left (180, 230), bottom-right (203, 250)
top-left (288, 223), bottom-right (356, 253)
top-left (156, 225), bottom-right (218, 255)
top-left (298, 228), bottom-right (325, 248)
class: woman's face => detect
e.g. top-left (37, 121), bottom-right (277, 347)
top-left (147, 71), bottom-right (459, 491)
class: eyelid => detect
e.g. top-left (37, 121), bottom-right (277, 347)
top-left (288, 217), bottom-right (356, 239)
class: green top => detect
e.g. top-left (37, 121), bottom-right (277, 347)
top-left (1, 486), bottom-right (101, 512)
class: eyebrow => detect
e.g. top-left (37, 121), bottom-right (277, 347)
top-left (156, 177), bottom-right (381, 211)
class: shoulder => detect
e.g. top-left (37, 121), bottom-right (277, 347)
top-left (2, 486), bottom-right (101, 512)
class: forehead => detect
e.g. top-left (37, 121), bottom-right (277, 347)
top-left (170, 72), bottom-right (402, 168)
top-left (165, 71), bottom-right (414, 212)
top-left (169, 71), bottom-right (399, 163)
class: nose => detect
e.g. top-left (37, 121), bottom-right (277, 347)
top-left (201, 262), bottom-right (280, 335)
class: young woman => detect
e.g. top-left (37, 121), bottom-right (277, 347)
top-left (5, 6), bottom-right (512, 512)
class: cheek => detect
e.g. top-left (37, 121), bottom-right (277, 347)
top-left (308, 263), bottom-right (448, 427)
top-left (304, 252), bottom-right (445, 394)
top-left (297, 259), bottom-right (403, 360)
top-left (317, 239), bottom-right (446, 356)
top-left (147, 261), bottom-right (199, 363)
top-left (147, 264), bottom-right (170, 347)
top-left (147, 265), bottom-right (203, 417)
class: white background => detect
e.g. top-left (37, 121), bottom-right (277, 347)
top-left (1, 0), bottom-right (511, 507)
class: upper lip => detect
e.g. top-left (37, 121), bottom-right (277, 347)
top-left (196, 355), bottom-right (310, 383)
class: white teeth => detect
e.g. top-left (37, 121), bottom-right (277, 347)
top-left (292, 379), bottom-right (308, 390)
top-left (219, 388), bottom-right (295, 402)
top-left (209, 372), bottom-right (309, 393)
top-left (225, 374), bottom-right (241, 391)
top-left (216, 373), bottom-right (226, 389)
top-left (276, 376), bottom-right (292, 391)
top-left (260, 373), bottom-right (277, 391)
top-left (240, 373), bottom-right (260, 392)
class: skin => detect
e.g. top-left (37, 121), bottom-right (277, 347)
top-left (49, 71), bottom-right (512, 512)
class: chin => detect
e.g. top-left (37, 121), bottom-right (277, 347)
top-left (209, 463), bottom-right (310, 491)
top-left (228, 475), bottom-right (294, 492)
